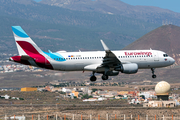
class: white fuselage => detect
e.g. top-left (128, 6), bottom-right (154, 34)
top-left (10, 26), bottom-right (175, 81)
top-left (46, 50), bottom-right (174, 71)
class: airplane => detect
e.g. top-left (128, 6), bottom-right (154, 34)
top-left (9, 26), bottom-right (175, 82)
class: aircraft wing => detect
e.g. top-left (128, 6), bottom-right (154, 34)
top-left (99, 40), bottom-right (121, 68)
top-left (84, 40), bottom-right (121, 72)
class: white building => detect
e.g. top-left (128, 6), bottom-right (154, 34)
top-left (2, 95), bottom-right (10, 99)
top-left (62, 88), bottom-right (72, 92)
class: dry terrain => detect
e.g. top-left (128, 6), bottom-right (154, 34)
top-left (0, 105), bottom-right (180, 120)
top-left (0, 91), bottom-right (128, 105)
top-left (0, 66), bottom-right (180, 88)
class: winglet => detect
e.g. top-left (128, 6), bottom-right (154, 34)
top-left (100, 40), bottom-right (110, 52)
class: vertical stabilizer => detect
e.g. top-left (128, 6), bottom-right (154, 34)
top-left (12, 26), bottom-right (43, 56)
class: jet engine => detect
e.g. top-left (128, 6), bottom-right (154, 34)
top-left (114, 63), bottom-right (138, 74)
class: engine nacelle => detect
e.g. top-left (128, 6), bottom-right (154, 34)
top-left (114, 63), bottom-right (138, 74)
top-left (106, 71), bottom-right (119, 76)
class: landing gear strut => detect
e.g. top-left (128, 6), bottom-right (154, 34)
top-left (151, 68), bottom-right (156, 78)
top-left (101, 68), bottom-right (109, 80)
top-left (90, 71), bottom-right (97, 82)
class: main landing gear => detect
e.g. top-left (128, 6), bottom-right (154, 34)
top-left (90, 72), bottom-right (97, 82)
top-left (151, 68), bottom-right (156, 78)
top-left (90, 72), bottom-right (109, 82)
top-left (102, 74), bottom-right (108, 80)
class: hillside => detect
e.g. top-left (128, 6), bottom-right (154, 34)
top-left (1, 0), bottom-right (180, 55)
top-left (0, 0), bottom-right (161, 54)
top-left (40, 0), bottom-right (180, 26)
top-left (123, 25), bottom-right (180, 65)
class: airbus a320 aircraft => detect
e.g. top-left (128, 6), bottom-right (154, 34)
top-left (10, 26), bottom-right (175, 82)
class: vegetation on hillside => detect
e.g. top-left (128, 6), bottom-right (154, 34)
top-left (0, 0), bottom-right (161, 54)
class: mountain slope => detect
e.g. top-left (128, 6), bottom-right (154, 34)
top-left (0, 16), bottom-right (125, 53)
top-left (123, 25), bottom-right (180, 65)
top-left (0, 0), bottom-right (161, 54)
top-left (40, 0), bottom-right (180, 26)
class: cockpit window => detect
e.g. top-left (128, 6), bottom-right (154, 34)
top-left (163, 54), bottom-right (168, 57)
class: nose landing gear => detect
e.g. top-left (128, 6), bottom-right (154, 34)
top-left (151, 68), bottom-right (156, 78)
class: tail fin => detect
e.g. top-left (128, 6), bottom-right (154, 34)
top-left (12, 26), bottom-right (43, 56)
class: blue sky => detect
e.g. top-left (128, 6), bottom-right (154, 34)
top-left (34, 0), bottom-right (41, 2)
top-left (33, 0), bottom-right (180, 13)
top-left (121, 0), bottom-right (180, 13)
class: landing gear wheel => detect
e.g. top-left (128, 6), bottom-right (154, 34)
top-left (152, 75), bottom-right (156, 78)
top-left (102, 75), bottom-right (109, 80)
top-left (90, 76), bottom-right (97, 82)
top-left (151, 68), bottom-right (157, 79)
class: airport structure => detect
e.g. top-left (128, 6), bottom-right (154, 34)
top-left (143, 81), bottom-right (176, 107)
top-left (155, 81), bottom-right (170, 100)
top-left (21, 87), bottom-right (37, 92)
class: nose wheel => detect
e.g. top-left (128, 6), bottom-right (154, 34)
top-left (151, 68), bottom-right (156, 78)
top-left (152, 74), bottom-right (156, 78)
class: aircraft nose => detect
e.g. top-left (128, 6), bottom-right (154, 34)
top-left (170, 57), bottom-right (175, 65)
